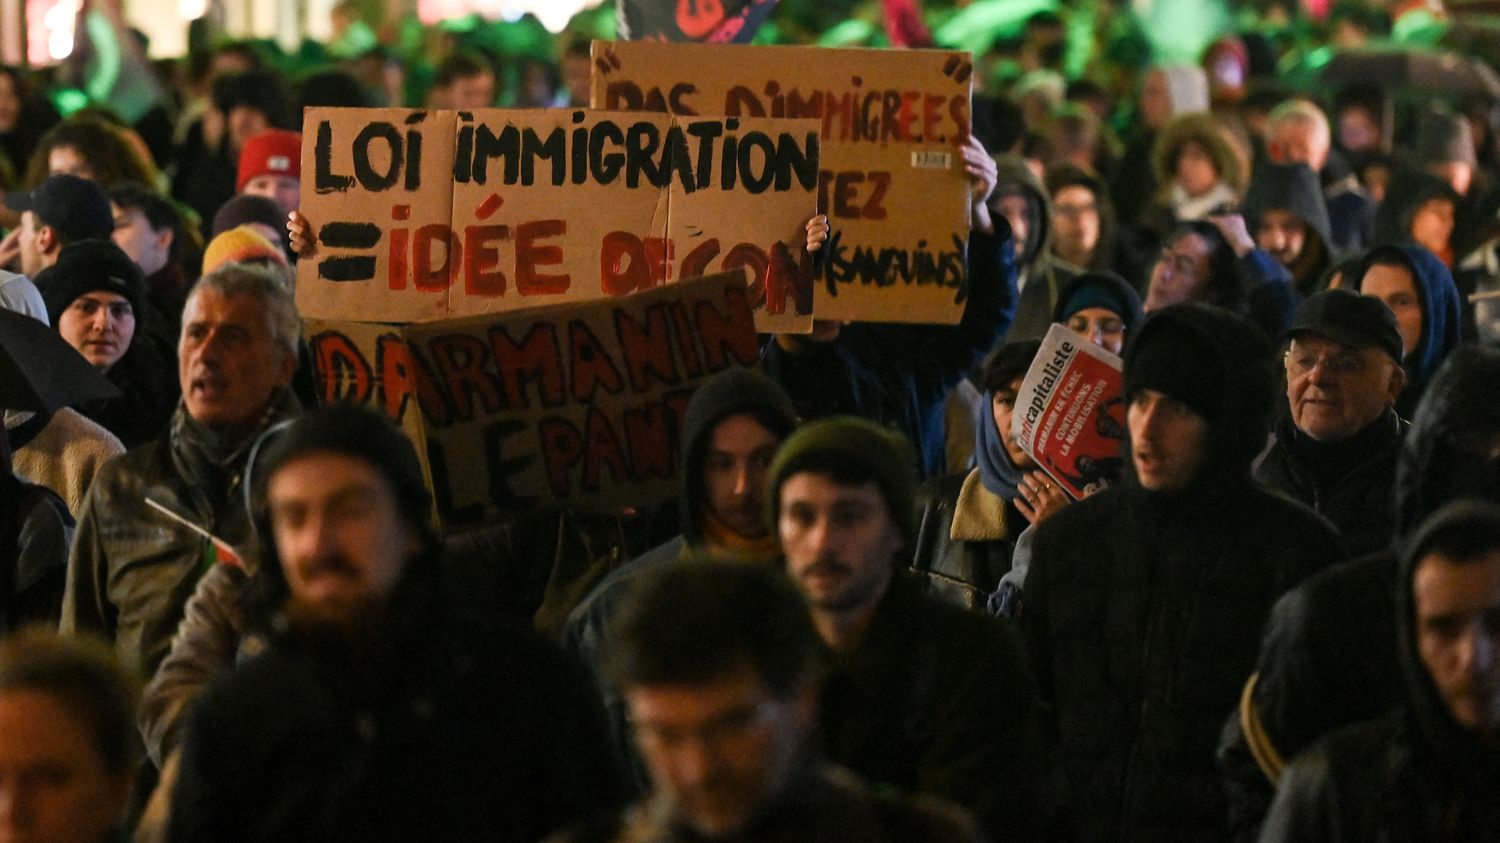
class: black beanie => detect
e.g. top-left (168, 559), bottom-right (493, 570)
top-left (212, 194), bottom-right (286, 239)
top-left (1414, 108), bottom-right (1477, 168)
top-left (36, 239), bottom-right (146, 325)
top-left (252, 403), bottom-right (433, 541)
top-left (1124, 318), bottom-right (1224, 421)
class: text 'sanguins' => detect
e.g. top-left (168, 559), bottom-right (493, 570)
top-left (314, 112), bottom-right (820, 195)
top-left (602, 78), bottom-right (968, 146)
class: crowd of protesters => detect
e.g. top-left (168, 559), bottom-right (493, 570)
top-left (1, 0), bottom-right (1500, 840)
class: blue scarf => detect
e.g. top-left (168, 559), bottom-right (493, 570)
top-left (973, 390), bottom-right (1024, 500)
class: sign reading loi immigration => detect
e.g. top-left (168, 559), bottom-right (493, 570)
top-left (590, 40), bottom-right (973, 324)
top-left (305, 270), bottom-right (760, 526)
top-left (298, 107), bottom-right (819, 332)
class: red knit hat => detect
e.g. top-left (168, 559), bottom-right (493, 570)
top-left (236, 129), bottom-right (301, 192)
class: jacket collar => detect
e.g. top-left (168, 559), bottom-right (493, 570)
top-left (950, 469), bottom-right (1009, 542)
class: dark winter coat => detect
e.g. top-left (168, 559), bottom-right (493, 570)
top-left (1253, 410), bottom-right (1405, 557)
top-left (1217, 346), bottom-right (1500, 842)
top-left (1241, 162), bottom-right (1334, 296)
top-left (1256, 503), bottom-right (1500, 842)
top-left (1020, 304), bottom-right (1346, 842)
top-left (169, 574), bottom-right (626, 842)
top-left (821, 573), bottom-right (1062, 842)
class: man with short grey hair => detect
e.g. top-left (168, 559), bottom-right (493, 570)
top-left (62, 263), bottom-right (301, 678)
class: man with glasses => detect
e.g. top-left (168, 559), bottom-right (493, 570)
top-left (557, 560), bottom-right (982, 841)
top-left (1255, 289), bottom-right (1407, 555)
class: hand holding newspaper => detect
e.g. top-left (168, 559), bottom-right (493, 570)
top-left (1011, 324), bottom-right (1127, 501)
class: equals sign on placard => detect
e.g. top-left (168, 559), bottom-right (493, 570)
top-left (317, 222), bottom-right (382, 281)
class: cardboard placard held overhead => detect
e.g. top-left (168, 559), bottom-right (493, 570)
top-left (298, 107), bottom-right (819, 332)
top-left (590, 40), bottom-right (974, 325)
top-left (305, 269), bottom-right (761, 527)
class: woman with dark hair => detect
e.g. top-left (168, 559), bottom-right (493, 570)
top-left (1144, 216), bottom-right (1298, 340)
top-left (0, 66), bottom-right (60, 189)
top-left (22, 117), bottom-right (161, 190)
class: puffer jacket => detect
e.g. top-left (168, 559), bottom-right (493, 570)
top-left (1020, 305), bottom-right (1347, 842)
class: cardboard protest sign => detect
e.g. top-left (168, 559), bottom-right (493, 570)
top-left (618, 0), bottom-right (779, 43)
top-left (298, 107), bottom-right (818, 332)
top-left (1013, 324), bottom-right (1127, 500)
top-left (305, 269), bottom-right (760, 527)
top-left (590, 40), bottom-right (974, 325)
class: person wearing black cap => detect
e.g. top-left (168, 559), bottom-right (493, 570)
top-left (1258, 500), bottom-right (1500, 841)
top-left (1254, 289), bottom-right (1407, 556)
top-left (34, 240), bottom-right (179, 448)
top-left (168, 403), bottom-right (624, 842)
top-left (562, 367), bottom-right (799, 789)
top-left (1019, 304), bottom-right (1345, 842)
top-left (768, 417), bottom-right (1061, 842)
top-left (2, 173), bottom-right (113, 279)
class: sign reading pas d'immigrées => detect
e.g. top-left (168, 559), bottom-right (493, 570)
top-left (590, 40), bottom-right (974, 325)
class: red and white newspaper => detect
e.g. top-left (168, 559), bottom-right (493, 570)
top-left (1012, 324), bottom-right (1127, 500)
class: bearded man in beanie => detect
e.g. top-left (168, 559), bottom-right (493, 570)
top-left (168, 404), bottom-right (623, 842)
top-left (769, 417), bottom-right (1062, 842)
top-left (563, 366), bottom-right (799, 788)
top-left (1019, 305), bottom-right (1345, 842)
top-left (1254, 290), bottom-right (1407, 556)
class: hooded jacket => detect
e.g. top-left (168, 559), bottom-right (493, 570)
top-left (1256, 501), bottom-right (1500, 841)
top-left (1241, 162), bottom-right (1334, 296)
top-left (1219, 347), bottom-right (1500, 842)
top-left (561, 367), bottom-right (798, 789)
top-left (1021, 305), bottom-right (1344, 842)
top-left (996, 155), bottom-right (1081, 342)
top-left (1354, 244), bottom-right (1462, 419)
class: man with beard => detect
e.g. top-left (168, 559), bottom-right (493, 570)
top-left (168, 404), bottom-right (623, 841)
top-left (768, 417), bottom-right (1061, 841)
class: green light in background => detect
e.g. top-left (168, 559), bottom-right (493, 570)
top-left (1132, 0), bottom-right (1230, 64)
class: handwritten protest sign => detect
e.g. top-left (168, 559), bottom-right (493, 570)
top-left (1013, 324), bottom-right (1127, 499)
top-left (305, 269), bottom-right (760, 527)
top-left (590, 40), bottom-right (973, 325)
top-left (298, 107), bottom-right (818, 332)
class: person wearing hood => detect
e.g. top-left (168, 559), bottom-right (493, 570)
top-left (1374, 169), bottom-right (1461, 269)
top-left (1144, 112), bottom-right (1245, 239)
top-left (1020, 304), bottom-right (1344, 842)
top-left (1353, 243), bottom-right (1462, 419)
top-left (1257, 500), bottom-right (1500, 841)
top-left (562, 366), bottom-right (799, 790)
top-left (1045, 164), bottom-right (1121, 275)
top-left (1241, 162), bottom-right (1335, 297)
top-left (37, 239), bottom-right (179, 448)
top-left (1265, 98), bottom-right (1374, 256)
top-left (992, 153), bottom-right (1080, 341)
top-left (1218, 346), bottom-right (1500, 842)
top-left (1253, 290), bottom-right (1407, 557)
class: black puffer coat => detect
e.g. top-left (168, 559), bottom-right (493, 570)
top-left (1020, 305), bottom-right (1346, 842)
